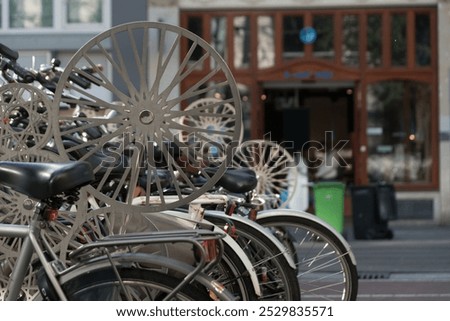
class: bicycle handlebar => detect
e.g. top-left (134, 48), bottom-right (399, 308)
top-left (68, 72), bottom-right (92, 89)
top-left (0, 43), bottom-right (19, 60)
top-left (0, 43), bottom-right (35, 83)
top-left (8, 60), bottom-right (35, 83)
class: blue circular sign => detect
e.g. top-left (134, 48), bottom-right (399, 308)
top-left (299, 27), bottom-right (317, 44)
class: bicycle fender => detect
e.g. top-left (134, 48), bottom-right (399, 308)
top-left (257, 209), bottom-right (358, 266)
top-left (204, 210), bottom-right (297, 269)
top-left (160, 210), bottom-right (262, 298)
top-left (59, 253), bottom-right (237, 301)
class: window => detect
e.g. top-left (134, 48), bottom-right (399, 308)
top-left (211, 16), bottom-right (227, 67)
top-left (415, 13), bottom-right (431, 66)
top-left (9, 0), bottom-right (53, 28)
top-left (257, 15), bottom-right (274, 69)
top-left (66, 0), bottom-right (102, 24)
top-left (187, 16), bottom-right (204, 67)
top-left (367, 80), bottom-right (432, 184)
top-left (367, 14), bottom-right (382, 67)
top-left (282, 15), bottom-right (304, 59)
top-left (1, 0), bottom-right (110, 31)
top-left (391, 13), bottom-right (407, 66)
top-left (342, 14), bottom-right (359, 66)
top-left (313, 14), bottom-right (334, 60)
top-left (234, 15), bottom-right (251, 69)
top-left (238, 83), bottom-right (251, 140)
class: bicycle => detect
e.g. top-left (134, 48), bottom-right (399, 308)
top-left (152, 164), bottom-right (358, 300)
top-left (175, 98), bottom-right (358, 300)
top-left (227, 139), bottom-right (358, 300)
top-left (0, 42), bottom-right (263, 301)
top-left (0, 160), bottom-right (236, 301)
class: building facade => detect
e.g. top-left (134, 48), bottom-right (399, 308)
top-left (157, 0), bottom-right (448, 223)
top-left (1, 0), bottom-right (450, 223)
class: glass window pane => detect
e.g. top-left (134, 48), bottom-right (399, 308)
top-left (257, 16), bottom-right (275, 69)
top-left (283, 15), bottom-right (304, 59)
top-left (211, 16), bottom-right (227, 61)
top-left (367, 80), bottom-right (432, 184)
top-left (67, 0), bottom-right (102, 24)
top-left (187, 16), bottom-right (204, 65)
top-left (367, 14), bottom-right (382, 67)
top-left (9, 0), bottom-right (53, 28)
top-left (238, 83), bottom-right (251, 140)
top-left (234, 16), bottom-right (251, 69)
top-left (342, 14), bottom-right (359, 66)
top-left (391, 13), bottom-right (407, 66)
top-left (313, 15), bottom-right (334, 60)
top-left (415, 13), bottom-right (431, 66)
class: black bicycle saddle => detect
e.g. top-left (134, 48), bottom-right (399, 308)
top-left (0, 161), bottom-right (93, 200)
top-left (205, 167), bottom-right (258, 194)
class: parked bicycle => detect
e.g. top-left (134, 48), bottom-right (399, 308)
top-left (0, 160), bottom-right (235, 301)
top-left (0, 36), bottom-right (262, 301)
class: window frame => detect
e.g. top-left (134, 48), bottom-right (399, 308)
top-left (0, 0), bottom-right (110, 33)
top-left (180, 7), bottom-right (438, 190)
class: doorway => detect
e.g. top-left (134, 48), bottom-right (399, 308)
top-left (263, 84), bottom-right (355, 184)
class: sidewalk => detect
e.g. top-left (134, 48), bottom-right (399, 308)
top-left (345, 219), bottom-right (450, 300)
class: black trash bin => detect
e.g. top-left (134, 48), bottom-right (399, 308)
top-left (350, 184), bottom-right (395, 240)
top-left (376, 184), bottom-right (398, 221)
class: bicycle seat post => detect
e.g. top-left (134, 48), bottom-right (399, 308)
top-left (5, 199), bottom-right (45, 300)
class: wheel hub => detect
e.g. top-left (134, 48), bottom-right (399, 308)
top-left (139, 110), bottom-right (155, 125)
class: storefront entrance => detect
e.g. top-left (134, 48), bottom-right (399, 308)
top-left (262, 83), bottom-right (355, 184)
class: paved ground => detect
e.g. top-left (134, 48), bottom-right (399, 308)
top-left (345, 219), bottom-right (450, 300)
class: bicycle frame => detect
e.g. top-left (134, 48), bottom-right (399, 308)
top-left (0, 205), bottom-right (62, 301)
top-left (0, 199), bottom-right (232, 301)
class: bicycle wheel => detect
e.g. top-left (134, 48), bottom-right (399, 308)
top-left (0, 83), bottom-right (53, 155)
top-left (62, 268), bottom-right (211, 300)
top-left (209, 239), bottom-right (259, 301)
top-left (179, 97), bottom-right (243, 157)
top-left (205, 212), bottom-right (301, 300)
top-left (51, 21), bottom-right (242, 213)
top-left (140, 210), bottom-right (259, 301)
top-left (256, 210), bottom-right (358, 300)
top-left (233, 140), bottom-right (297, 209)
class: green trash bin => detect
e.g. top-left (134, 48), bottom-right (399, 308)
top-left (313, 182), bottom-right (345, 234)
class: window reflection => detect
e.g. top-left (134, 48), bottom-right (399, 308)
top-left (367, 14), bottom-right (382, 67)
top-left (238, 83), bottom-right (251, 140)
top-left (367, 81), bottom-right (432, 183)
top-left (283, 15), bottom-right (304, 59)
top-left (211, 16), bottom-right (227, 61)
top-left (342, 15), bottom-right (359, 66)
top-left (234, 16), bottom-right (251, 69)
top-left (257, 16), bottom-right (275, 69)
top-left (9, 0), bottom-right (53, 28)
top-left (313, 15), bottom-right (334, 60)
top-left (67, 0), bottom-right (102, 24)
top-left (391, 13), bottom-right (407, 66)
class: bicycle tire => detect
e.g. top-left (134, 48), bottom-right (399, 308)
top-left (137, 210), bottom-right (260, 301)
top-left (209, 236), bottom-right (259, 301)
top-left (51, 21), bottom-right (242, 213)
top-left (232, 140), bottom-right (297, 209)
top-left (205, 213), bottom-right (300, 300)
top-left (256, 210), bottom-right (358, 300)
top-left (62, 267), bottom-right (211, 300)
